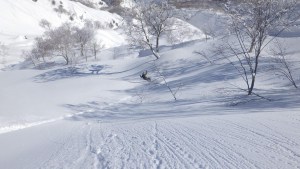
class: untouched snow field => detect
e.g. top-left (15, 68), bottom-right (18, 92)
top-left (0, 1), bottom-right (300, 169)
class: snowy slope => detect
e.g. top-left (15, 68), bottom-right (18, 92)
top-left (0, 34), bottom-right (300, 168)
top-left (1, 111), bottom-right (299, 169)
top-left (0, 1), bottom-right (300, 169)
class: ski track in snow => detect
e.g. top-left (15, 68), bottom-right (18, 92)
top-left (0, 112), bottom-right (84, 134)
top-left (18, 112), bottom-right (299, 169)
top-left (0, 118), bottom-right (62, 134)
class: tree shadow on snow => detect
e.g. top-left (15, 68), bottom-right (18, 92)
top-left (33, 65), bottom-right (105, 83)
top-left (64, 87), bottom-right (300, 124)
top-left (64, 100), bottom-right (234, 123)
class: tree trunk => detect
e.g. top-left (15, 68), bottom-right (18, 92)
top-left (152, 50), bottom-right (160, 59)
top-left (65, 55), bottom-right (69, 65)
top-left (248, 75), bottom-right (255, 95)
top-left (249, 38), bottom-right (255, 53)
top-left (149, 44), bottom-right (160, 60)
top-left (155, 36), bottom-right (160, 53)
top-left (292, 82), bottom-right (298, 88)
top-left (80, 44), bottom-right (87, 62)
top-left (248, 47), bottom-right (260, 95)
top-left (80, 44), bottom-right (84, 57)
top-left (93, 45), bottom-right (97, 60)
top-left (64, 49), bottom-right (69, 65)
top-left (42, 55), bottom-right (46, 62)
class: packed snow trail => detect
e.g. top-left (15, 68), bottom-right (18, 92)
top-left (0, 111), bottom-right (299, 169)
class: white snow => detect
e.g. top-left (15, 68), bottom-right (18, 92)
top-left (0, 1), bottom-right (300, 169)
top-left (120, 0), bottom-right (135, 8)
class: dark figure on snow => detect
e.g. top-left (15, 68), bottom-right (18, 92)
top-left (140, 71), bottom-right (151, 82)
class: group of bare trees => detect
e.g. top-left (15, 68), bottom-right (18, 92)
top-left (125, 0), bottom-right (300, 100)
top-left (221, 0), bottom-right (300, 95)
top-left (27, 0), bottom-right (299, 100)
top-left (28, 20), bottom-right (103, 66)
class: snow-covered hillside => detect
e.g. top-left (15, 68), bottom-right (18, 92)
top-left (0, 0), bottom-right (300, 169)
top-left (0, 0), bottom-right (126, 68)
top-left (0, 0), bottom-right (120, 35)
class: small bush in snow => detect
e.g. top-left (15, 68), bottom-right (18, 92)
top-left (69, 16), bottom-right (74, 21)
top-left (51, 0), bottom-right (56, 5)
top-left (54, 4), bottom-right (69, 15)
top-left (93, 21), bottom-right (105, 29)
top-left (39, 19), bottom-right (52, 30)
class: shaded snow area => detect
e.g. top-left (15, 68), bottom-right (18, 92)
top-left (0, 1), bottom-right (300, 169)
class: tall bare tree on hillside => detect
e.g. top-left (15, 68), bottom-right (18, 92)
top-left (224, 0), bottom-right (299, 95)
top-left (73, 26), bottom-right (95, 62)
top-left (47, 23), bottom-right (75, 65)
top-left (125, 0), bottom-right (176, 59)
top-left (227, 0), bottom-right (299, 53)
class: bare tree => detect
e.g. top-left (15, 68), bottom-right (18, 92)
top-left (73, 26), bottom-right (95, 61)
top-left (226, 0), bottom-right (299, 53)
top-left (223, 0), bottom-right (299, 95)
top-left (270, 40), bottom-right (298, 88)
top-left (153, 63), bottom-right (182, 101)
top-left (125, 0), bottom-right (176, 59)
top-left (0, 42), bottom-right (8, 64)
top-left (33, 37), bottom-right (54, 62)
top-left (91, 40), bottom-right (104, 60)
top-left (139, 62), bottom-right (182, 101)
top-left (39, 19), bottom-right (52, 30)
top-left (30, 22), bottom-right (99, 66)
top-left (47, 23), bottom-right (75, 65)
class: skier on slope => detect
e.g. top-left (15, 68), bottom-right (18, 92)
top-left (140, 71), bottom-right (151, 82)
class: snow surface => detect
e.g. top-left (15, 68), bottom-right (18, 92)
top-left (0, 1), bottom-right (300, 169)
top-left (1, 111), bottom-right (300, 169)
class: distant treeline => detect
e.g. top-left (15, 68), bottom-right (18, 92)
top-left (170, 0), bottom-right (228, 9)
top-left (102, 0), bottom-right (244, 10)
